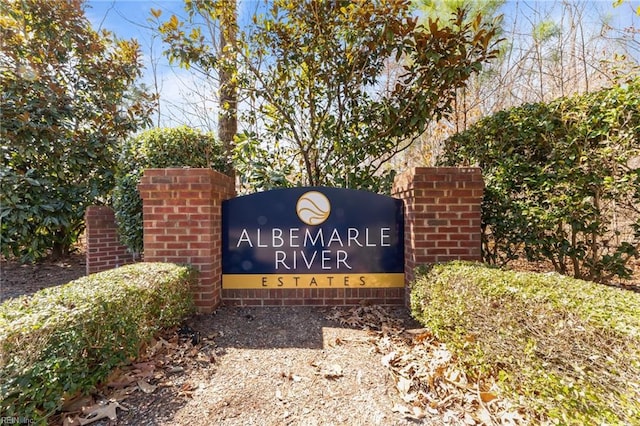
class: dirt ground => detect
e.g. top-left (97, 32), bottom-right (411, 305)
top-left (0, 253), bottom-right (86, 302)
top-left (0, 255), bottom-right (434, 425)
top-left (97, 306), bottom-right (427, 426)
top-left (1, 252), bottom-right (639, 425)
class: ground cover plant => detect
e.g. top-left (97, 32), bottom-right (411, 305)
top-left (0, 263), bottom-right (195, 422)
top-left (411, 261), bottom-right (640, 425)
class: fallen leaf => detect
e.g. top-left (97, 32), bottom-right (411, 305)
top-left (397, 376), bottom-right (412, 393)
top-left (412, 406), bottom-right (426, 419)
top-left (391, 403), bottom-right (411, 415)
top-left (61, 395), bottom-right (94, 413)
top-left (137, 379), bottom-right (157, 394)
top-left (477, 406), bottom-right (493, 424)
top-left (63, 416), bottom-right (81, 426)
top-left (78, 402), bottom-right (128, 425)
top-left (480, 391), bottom-right (498, 403)
top-left (381, 351), bottom-right (396, 367)
top-left (109, 385), bottom-right (138, 401)
top-left (105, 368), bottom-right (137, 389)
top-left (463, 411), bottom-right (477, 425)
top-left (178, 381), bottom-right (196, 397)
top-left (414, 331), bottom-right (434, 343)
top-left (322, 364), bottom-right (343, 379)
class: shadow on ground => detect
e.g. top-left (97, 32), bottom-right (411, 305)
top-left (185, 305), bottom-right (418, 350)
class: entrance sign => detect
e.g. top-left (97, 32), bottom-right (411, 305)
top-left (222, 187), bottom-right (404, 289)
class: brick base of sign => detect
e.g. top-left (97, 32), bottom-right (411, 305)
top-left (85, 206), bottom-right (137, 275)
top-left (138, 168), bottom-right (236, 313)
top-left (221, 287), bottom-right (405, 307)
top-left (392, 167), bottom-right (484, 287)
top-left (85, 167), bottom-right (483, 311)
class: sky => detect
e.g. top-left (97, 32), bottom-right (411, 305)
top-left (84, 0), bottom-right (640, 129)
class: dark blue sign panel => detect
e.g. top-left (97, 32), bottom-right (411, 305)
top-left (222, 187), bottom-right (404, 289)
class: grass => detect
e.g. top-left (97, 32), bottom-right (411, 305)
top-left (410, 261), bottom-right (640, 425)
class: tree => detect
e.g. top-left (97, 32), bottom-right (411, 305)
top-left (159, 0), bottom-right (499, 193)
top-left (614, 0), bottom-right (640, 16)
top-left (401, 1), bottom-right (640, 169)
top-left (154, 0), bottom-right (238, 177)
top-left (0, 0), bottom-right (155, 261)
top-left (440, 79), bottom-right (640, 282)
top-left (395, 0), bottom-right (504, 167)
top-left (113, 127), bottom-right (226, 254)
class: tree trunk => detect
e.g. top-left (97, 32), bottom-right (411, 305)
top-left (218, 0), bottom-right (238, 180)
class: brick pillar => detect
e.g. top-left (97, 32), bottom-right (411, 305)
top-left (85, 206), bottom-right (136, 275)
top-left (392, 167), bottom-right (484, 291)
top-left (138, 168), bottom-right (235, 313)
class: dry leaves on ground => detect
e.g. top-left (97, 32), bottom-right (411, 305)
top-left (59, 305), bottom-right (530, 425)
top-left (58, 326), bottom-right (214, 425)
top-left (326, 305), bottom-right (528, 425)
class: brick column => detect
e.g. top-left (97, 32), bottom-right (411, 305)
top-left (138, 168), bottom-right (235, 313)
top-left (85, 206), bottom-right (136, 275)
top-left (392, 167), bottom-right (484, 289)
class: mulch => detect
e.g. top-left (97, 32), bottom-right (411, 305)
top-left (56, 305), bottom-right (527, 426)
top-left (0, 253), bottom-right (86, 302)
top-left (2, 253), bottom-right (639, 425)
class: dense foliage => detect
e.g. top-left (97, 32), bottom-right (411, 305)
top-left (440, 79), bottom-right (640, 281)
top-left (0, 263), bottom-right (195, 422)
top-left (113, 126), bottom-right (226, 253)
top-left (0, 0), bottom-right (155, 261)
top-left (159, 0), bottom-right (500, 193)
top-left (411, 262), bottom-right (640, 424)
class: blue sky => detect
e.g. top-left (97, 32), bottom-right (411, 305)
top-left (84, 0), bottom-right (640, 129)
top-left (85, 0), bottom-right (267, 128)
top-left (86, 1), bottom-right (181, 38)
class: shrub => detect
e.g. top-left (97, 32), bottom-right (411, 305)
top-left (112, 126), bottom-right (227, 253)
top-left (0, 0), bottom-right (153, 263)
top-left (439, 79), bottom-right (640, 282)
top-left (411, 262), bottom-right (640, 424)
top-left (0, 263), bottom-right (196, 421)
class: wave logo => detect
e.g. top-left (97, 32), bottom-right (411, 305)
top-left (296, 191), bottom-right (331, 225)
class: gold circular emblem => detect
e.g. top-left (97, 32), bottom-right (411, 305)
top-left (296, 191), bottom-right (331, 225)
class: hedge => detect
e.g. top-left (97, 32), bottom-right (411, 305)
top-left (439, 79), bottom-right (640, 282)
top-left (112, 126), bottom-right (226, 254)
top-left (411, 262), bottom-right (640, 425)
top-left (0, 263), bottom-right (196, 421)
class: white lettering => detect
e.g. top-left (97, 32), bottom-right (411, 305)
top-left (289, 228), bottom-right (300, 247)
top-left (304, 228), bottom-right (324, 246)
top-left (327, 229), bottom-right (344, 247)
top-left (347, 228), bottom-right (363, 247)
top-left (273, 249), bottom-right (354, 270)
top-left (272, 228), bottom-right (284, 247)
top-left (275, 251), bottom-right (290, 270)
top-left (380, 228), bottom-right (391, 247)
top-left (256, 229), bottom-right (268, 247)
top-left (236, 229), bottom-right (252, 248)
top-left (300, 251), bottom-right (317, 269)
top-left (337, 250), bottom-right (352, 269)
top-left (321, 250), bottom-right (331, 269)
top-left (365, 228), bottom-right (376, 247)
top-left (240, 226), bottom-right (395, 258)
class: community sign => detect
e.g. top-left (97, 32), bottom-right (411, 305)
top-left (222, 187), bottom-right (404, 289)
